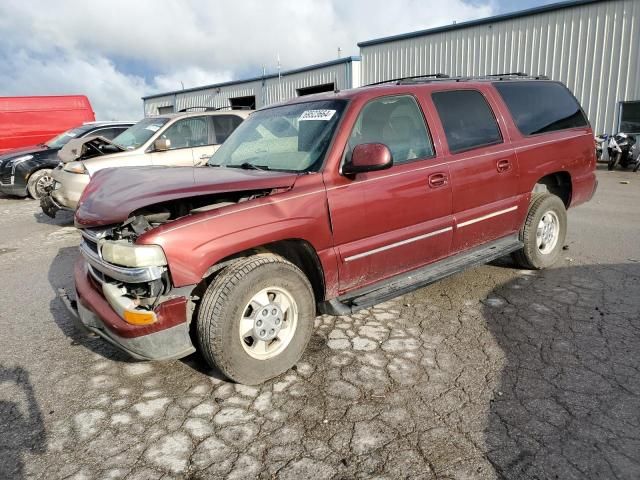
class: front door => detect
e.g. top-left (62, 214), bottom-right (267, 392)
top-left (151, 116), bottom-right (210, 167)
top-left (325, 94), bottom-right (453, 294)
top-left (430, 88), bottom-right (520, 252)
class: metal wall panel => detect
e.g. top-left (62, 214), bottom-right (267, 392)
top-left (360, 0), bottom-right (640, 133)
top-left (143, 60), bottom-right (361, 116)
top-left (143, 95), bottom-right (174, 117)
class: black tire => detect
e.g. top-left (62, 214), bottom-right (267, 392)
top-left (512, 193), bottom-right (567, 270)
top-left (607, 154), bottom-right (617, 171)
top-left (27, 168), bottom-right (54, 199)
top-left (633, 161), bottom-right (640, 173)
top-left (196, 254), bottom-right (315, 385)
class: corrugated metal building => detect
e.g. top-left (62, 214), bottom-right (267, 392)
top-left (358, 0), bottom-right (640, 134)
top-left (143, 56), bottom-right (361, 116)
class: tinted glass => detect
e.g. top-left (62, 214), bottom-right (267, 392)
top-left (45, 125), bottom-right (94, 148)
top-left (160, 117), bottom-right (210, 149)
top-left (209, 100), bottom-right (347, 172)
top-left (620, 102), bottom-right (640, 133)
top-left (211, 115), bottom-right (243, 143)
top-left (87, 127), bottom-right (128, 140)
top-left (348, 95), bottom-right (433, 164)
top-left (432, 90), bottom-right (502, 153)
top-left (494, 81), bottom-right (588, 135)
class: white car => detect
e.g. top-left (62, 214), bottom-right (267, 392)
top-left (41, 109), bottom-right (251, 216)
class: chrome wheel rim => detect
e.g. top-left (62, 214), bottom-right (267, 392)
top-left (35, 173), bottom-right (54, 197)
top-left (239, 286), bottom-right (298, 360)
top-left (536, 211), bottom-right (560, 254)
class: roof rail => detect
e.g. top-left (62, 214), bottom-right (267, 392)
top-left (398, 72), bottom-right (549, 84)
top-left (178, 106), bottom-right (253, 112)
top-left (365, 73), bottom-right (449, 87)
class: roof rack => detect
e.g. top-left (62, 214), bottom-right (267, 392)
top-left (365, 73), bottom-right (449, 86)
top-left (398, 72), bottom-right (549, 84)
top-left (178, 106), bottom-right (253, 112)
top-left (365, 72), bottom-right (549, 87)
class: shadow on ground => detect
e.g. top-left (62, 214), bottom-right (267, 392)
top-left (483, 263), bottom-right (640, 479)
top-left (0, 365), bottom-right (46, 480)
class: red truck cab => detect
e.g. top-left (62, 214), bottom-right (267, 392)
top-left (0, 95), bottom-right (95, 153)
top-left (72, 76), bottom-right (597, 384)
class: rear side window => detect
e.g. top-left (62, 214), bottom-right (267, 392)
top-left (432, 90), bottom-right (502, 153)
top-left (211, 115), bottom-right (243, 143)
top-left (494, 81), bottom-right (588, 136)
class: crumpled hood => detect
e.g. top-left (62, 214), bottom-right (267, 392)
top-left (58, 136), bottom-right (124, 163)
top-left (75, 165), bottom-right (299, 227)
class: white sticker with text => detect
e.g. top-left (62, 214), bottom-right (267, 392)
top-left (145, 125), bottom-right (161, 132)
top-left (298, 109), bottom-right (336, 121)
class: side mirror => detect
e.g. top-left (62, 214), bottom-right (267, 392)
top-left (154, 138), bottom-right (171, 151)
top-left (342, 143), bottom-right (393, 176)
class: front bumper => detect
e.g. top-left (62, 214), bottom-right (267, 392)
top-left (74, 255), bottom-right (196, 361)
top-left (50, 167), bottom-right (90, 210)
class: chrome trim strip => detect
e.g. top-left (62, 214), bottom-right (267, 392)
top-left (344, 226), bottom-right (453, 262)
top-left (457, 206), bottom-right (518, 228)
top-left (80, 240), bottom-right (165, 283)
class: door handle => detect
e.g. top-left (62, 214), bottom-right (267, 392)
top-left (497, 159), bottom-right (511, 173)
top-left (199, 154), bottom-right (211, 159)
top-left (428, 173), bottom-right (448, 188)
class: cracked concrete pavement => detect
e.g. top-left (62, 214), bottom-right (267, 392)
top-left (1, 167), bottom-right (639, 479)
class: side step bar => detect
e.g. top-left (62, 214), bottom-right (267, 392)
top-left (319, 235), bottom-right (523, 315)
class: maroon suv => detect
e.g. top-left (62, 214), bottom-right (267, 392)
top-left (72, 76), bottom-right (597, 384)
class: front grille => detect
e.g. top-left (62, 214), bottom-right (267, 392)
top-left (0, 173), bottom-right (11, 185)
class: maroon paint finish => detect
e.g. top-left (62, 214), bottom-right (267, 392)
top-left (75, 166), bottom-right (300, 227)
top-left (343, 143), bottom-right (393, 174)
top-left (74, 257), bottom-right (188, 338)
top-left (0, 95), bottom-right (95, 153)
top-left (77, 80), bottom-right (596, 316)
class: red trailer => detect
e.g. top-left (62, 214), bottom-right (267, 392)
top-left (0, 95), bottom-right (95, 153)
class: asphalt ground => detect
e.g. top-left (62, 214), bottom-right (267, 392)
top-left (0, 165), bottom-right (639, 479)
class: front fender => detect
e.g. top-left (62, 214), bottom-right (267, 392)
top-left (138, 184), bottom-right (337, 290)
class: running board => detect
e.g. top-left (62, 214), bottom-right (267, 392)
top-left (319, 235), bottom-right (523, 315)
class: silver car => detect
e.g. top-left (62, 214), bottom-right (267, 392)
top-left (42, 109), bottom-right (251, 217)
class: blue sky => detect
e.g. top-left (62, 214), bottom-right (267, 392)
top-left (0, 0), bottom-right (562, 119)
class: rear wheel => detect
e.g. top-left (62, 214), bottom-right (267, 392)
top-left (196, 254), bottom-right (315, 384)
top-left (27, 168), bottom-right (54, 199)
top-left (512, 193), bottom-right (567, 270)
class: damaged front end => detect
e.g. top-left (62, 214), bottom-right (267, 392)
top-left (74, 189), bottom-right (278, 360)
top-left (58, 136), bottom-right (124, 163)
top-left (75, 215), bottom-right (195, 360)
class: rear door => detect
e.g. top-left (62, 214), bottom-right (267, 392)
top-left (430, 88), bottom-right (520, 252)
top-left (194, 115), bottom-right (244, 165)
top-left (325, 94), bottom-right (453, 293)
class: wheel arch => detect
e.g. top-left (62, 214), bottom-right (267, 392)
top-left (533, 171), bottom-right (572, 207)
top-left (198, 238), bottom-right (326, 306)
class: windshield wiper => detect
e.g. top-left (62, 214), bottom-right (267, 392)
top-left (228, 162), bottom-right (270, 171)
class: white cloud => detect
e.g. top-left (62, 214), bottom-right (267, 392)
top-left (0, 0), bottom-right (493, 119)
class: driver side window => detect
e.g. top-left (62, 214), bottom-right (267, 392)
top-left (347, 95), bottom-right (434, 165)
top-left (161, 117), bottom-right (209, 150)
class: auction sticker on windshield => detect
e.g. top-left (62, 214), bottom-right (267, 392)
top-left (145, 124), bottom-right (162, 132)
top-left (299, 110), bottom-right (336, 121)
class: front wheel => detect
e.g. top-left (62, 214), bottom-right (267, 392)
top-left (27, 168), bottom-right (54, 199)
top-left (512, 193), bottom-right (567, 270)
top-left (196, 254), bottom-right (315, 384)
top-left (607, 153), bottom-right (618, 171)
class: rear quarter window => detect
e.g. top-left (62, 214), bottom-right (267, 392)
top-left (494, 81), bottom-right (588, 136)
top-left (431, 90), bottom-right (503, 153)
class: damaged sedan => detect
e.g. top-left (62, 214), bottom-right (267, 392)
top-left (41, 110), bottom-right (250, 217)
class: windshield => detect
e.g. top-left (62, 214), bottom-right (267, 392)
top-left (209, 100), bottom-right (347, 172)
top-left (112, 117), bottom-right (170, 150)
top-left (45, 126), bottom-right (93, 149)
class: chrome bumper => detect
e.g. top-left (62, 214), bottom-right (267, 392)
top-left (79, 239), bottom-right (165, 284)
